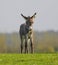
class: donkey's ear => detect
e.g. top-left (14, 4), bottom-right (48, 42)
top-left (21, 14), bottom-right (28, 20)
top-left (34, 13), bottom-right (36, 16)
top-left (31, 13), bottom-right (36, 18)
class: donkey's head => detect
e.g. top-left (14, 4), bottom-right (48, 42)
top-left (21, 13), bottom-right (36, 25)
top-left (21, 13), bottom-right (36, 31)
top-left (26, 16), bottom-right (34, 26)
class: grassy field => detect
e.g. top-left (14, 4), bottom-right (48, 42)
top-left (0, 53), bottom-right (58, 65)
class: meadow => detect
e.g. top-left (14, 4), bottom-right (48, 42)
top-left (0, 53), bottom-right (58, 65)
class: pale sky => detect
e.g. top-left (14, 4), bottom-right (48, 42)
top-left (0, 0), bottom-right (58, 33)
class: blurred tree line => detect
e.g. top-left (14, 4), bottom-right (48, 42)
top-left (0, 31), bottom-right (58, 53)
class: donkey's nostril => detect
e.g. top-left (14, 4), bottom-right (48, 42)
top-left (29, 27), bottom-right (32, 31)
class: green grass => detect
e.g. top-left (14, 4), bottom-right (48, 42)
top-left (0, 53), bottom-right (58, 65)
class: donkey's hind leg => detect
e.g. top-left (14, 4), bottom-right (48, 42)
top-left (25, 36), bottom-right (28, 53)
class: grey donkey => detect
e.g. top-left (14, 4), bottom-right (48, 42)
top-left (19, 13), bottom-right (36, 53)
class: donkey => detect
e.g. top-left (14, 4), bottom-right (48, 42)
top-left (19, 13), bottom-right (36, 53)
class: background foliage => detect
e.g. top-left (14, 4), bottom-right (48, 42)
top-left (0, 31), bottom-right (58, 53)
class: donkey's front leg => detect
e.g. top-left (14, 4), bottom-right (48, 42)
top-left (20, 38), bottom-right (23, 53)
top-left (30, 37), bottom-right (34, 53)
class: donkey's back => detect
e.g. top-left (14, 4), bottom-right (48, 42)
top-left (20, 23), bottom-right (26, 36)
